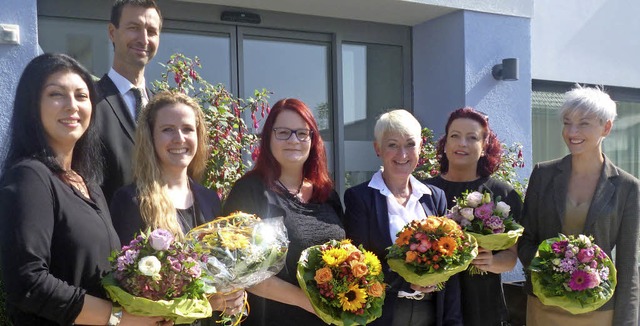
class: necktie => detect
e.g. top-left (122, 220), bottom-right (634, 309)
top-left (131, 87), bottom-right (144, 121)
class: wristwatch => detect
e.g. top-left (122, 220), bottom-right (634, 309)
top-left (107, 305), bottom-right (123, 326)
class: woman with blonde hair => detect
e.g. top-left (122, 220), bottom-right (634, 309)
top-left (519, 86), bottom-right (639, 325)
top-left (344, 109), bottom-right (462, 326)
top-left (110, 90), bottom-right (245, 320)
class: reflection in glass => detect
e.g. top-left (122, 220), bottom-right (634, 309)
top-left (342, 43), bottom-right (403, 188)
top-left (39, 18), bottom-right (111, 76)
top-left (242, 36), bottom-right (333, 172)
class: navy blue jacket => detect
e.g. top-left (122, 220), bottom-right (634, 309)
top-left (343, 180), bottom-right (463, 326)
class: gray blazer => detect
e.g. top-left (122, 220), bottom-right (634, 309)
top-left (518, 155), bottom-right (639, 325)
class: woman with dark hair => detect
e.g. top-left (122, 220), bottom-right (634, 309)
top-left (425, 107), bottom-right (523, 326)
top-left (223, 98), bottom-right (345, 326)
top-left (344, 109), bottom-right (463, 326)
top-left (0, 53), bottom-right (167, 325)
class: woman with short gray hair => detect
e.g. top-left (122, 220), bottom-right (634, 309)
top-left (344, 109), bottom-right (463, 326)
top-left (519, 85), bottom-right (639, 325)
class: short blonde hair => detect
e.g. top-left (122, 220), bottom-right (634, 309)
top-left (374, 109), bottom-right (422, 143)
top-left (560, 85), bottom-right (617, 124)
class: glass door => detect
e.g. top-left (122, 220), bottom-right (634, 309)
top-left (238, 27), bottom-right (334, 173)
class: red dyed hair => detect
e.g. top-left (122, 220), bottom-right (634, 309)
top-left (435, 107), bottom-right (502, 177)
top-left (248, 98), bottom-right (334, 202)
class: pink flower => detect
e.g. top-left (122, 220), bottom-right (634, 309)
top-left (474, 203), bottom-right (494, 220)
top-left (577, 248), bottom-right (595, 263)
top-left (551, 240), bottom-right (568, 254)
top-left (568, 269), bottom-right (600, 291)
top-left (149, 229), bottom-right (174, 251)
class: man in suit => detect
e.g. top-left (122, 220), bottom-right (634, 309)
top-left (95, 0), bottom-right (162, 203)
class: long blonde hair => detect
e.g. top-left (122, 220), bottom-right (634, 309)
top-left (133, 90), bottom-right (208, 238)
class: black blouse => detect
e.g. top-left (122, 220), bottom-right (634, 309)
top-left (0, 159), bottom-right (120, 325)
top-left (425, 176), bottom-right (523, 326)
top-left (223, 173), bottom-right (345, 326)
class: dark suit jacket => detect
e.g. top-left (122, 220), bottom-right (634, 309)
top-left (518, 155), bottom-right (639, 325)
top-left (343, 180), bottom-right (463, 326)
top-left (109, 180), bottom-right (221, 246)
top-left (95, 75), bottom-right (150, 203)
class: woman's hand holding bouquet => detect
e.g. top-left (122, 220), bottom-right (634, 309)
top-left (528, 234), bottom-right (616, 314)
top-left (102, 228), bottom-right (212, 324)
top-left (386, 216), bottom-right (478, 289)
top-left (186, 211), bottom-right (288, 325)
top-left (297, 239), bottom-right (385, 326)
top-left (447, 190), bottom-right (524, 274)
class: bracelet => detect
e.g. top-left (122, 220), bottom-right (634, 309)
top-left (107, 305), bottom-right (123, 326)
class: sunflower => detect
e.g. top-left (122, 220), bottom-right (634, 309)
top-left (338, 284), bottom-right (368, 312)
top-left (435, 236), bottom-right (457, 256)
top-left (363, 250), bottom-right (382, 276)
top-left (218, 230), bottom-right (250, 250)
top-left (322, 247), bottom-right (348, 266)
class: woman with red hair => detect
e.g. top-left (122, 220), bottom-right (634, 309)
top-left (425, 107), bottom-right (523, 326)
top-left (223, 98), bottom-right (345, 326)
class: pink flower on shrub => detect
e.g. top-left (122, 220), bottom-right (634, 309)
top-left (577, 248), bottom-right (595, 263)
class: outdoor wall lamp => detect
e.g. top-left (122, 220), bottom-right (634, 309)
top-left (492, 58), bottom-right (519, 81)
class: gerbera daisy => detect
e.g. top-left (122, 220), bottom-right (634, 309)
top-left (338, 284), bottom-right (368, 312)
top-left (435, 236), bottom-right (457, 256)
top-left (322, 247), bottom-right (348, 266)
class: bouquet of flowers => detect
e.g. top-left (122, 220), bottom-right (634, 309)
top-left (386, 216), bottom-right (478, 289)
top-left (185, 211), bottom-right (288, 325)
top-left (296, 239), bottom-right (385, 326)
top-left (529, 234), bottom-right (617, 314)
top-left (102, 228), bottom-right (212, 324)
top-left (447, 190), bottom-right (523, 274)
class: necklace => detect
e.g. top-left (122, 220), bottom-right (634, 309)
top-left (277, 178), bottom-right (303, 196)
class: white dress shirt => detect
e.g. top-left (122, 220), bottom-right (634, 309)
top-left (367, 169), bottom-right (432, 242)
top-left (107, 68), bottom-right (148, 120)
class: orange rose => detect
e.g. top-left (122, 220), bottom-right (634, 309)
top-left (347, 250), bottom-right (363, 262)
top-left (350, 261), bottom-right (369, 278)
top-left (440, 218), bottom-right (459, 233)
top-left (314, 267), bottom-right (333, 284)
top-left (367, 282), bottom-right (385, 297)
top-left (405, 251), bottom-right (418, 263)
top-left (421, 216), bottom-right (441, 232)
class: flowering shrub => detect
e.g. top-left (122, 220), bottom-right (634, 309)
top-left (297, 239), bottom-right (385, 326)
top-left (413, 128), bottom-right (528, 199)
top-left (152, 54), bottom-right (270, 199)
top-left (386, 216), bottom-right (478, 288)
top-left (102, 228), bottom-right (212, 323)
top-left (529, 234), bottom-right (616, 314)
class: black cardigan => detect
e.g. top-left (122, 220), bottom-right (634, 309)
top-left (109, 180), bottom-right (221, 246)
top-left (0, 159), bottom-right (120, 325)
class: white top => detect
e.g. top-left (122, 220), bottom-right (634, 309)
top-left (367, 169), bottom-right (432, 242)
top-left (107, 68), bottom-right (148, 119)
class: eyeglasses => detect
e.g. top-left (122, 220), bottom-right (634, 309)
top-left (273, 127), bottom-right (313, 141)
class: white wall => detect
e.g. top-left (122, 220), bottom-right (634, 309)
top-left (0, 0), bottom-right (40, 166)
top-left (532, 0), bottom-right (640, 88)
